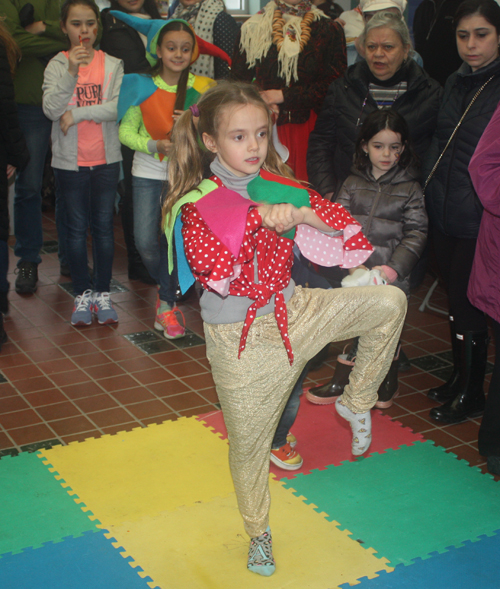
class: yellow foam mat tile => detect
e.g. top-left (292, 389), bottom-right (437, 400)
top-left (106, 477), bottom-right (392, 589)
top-left (38, 418), bottom-right (234, 528)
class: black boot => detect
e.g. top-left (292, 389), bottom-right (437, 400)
top-left (429, 330), bottom-right (488, 425)
top-left (305, 339), bottom-right (358, 405)
top-left (376, 344), bottom-right (400, 408)
top-left (428, 316), bottom-right (461, 403)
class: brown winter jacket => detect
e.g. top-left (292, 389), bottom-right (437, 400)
top-left (336, 164), bottom-right (428, 294)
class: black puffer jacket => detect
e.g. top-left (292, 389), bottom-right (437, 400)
top-left (100, 9), bottom-right (149, 74)
top-left (424, 58), bottom-right (500, 239)
top-left (0, 42), bottom-right (29, 242)
top-left (336, 164), bottom-right (428, 295)
top-left (307, 59), bottom-right (442, 197)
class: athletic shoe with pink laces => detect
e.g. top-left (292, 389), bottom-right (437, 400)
top-left (154, 306), bottom-right (185, 339)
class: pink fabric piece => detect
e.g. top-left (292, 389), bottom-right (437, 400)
top-left (207, 264), bottom-right (242, 296)
top-left (382, 265), bottom-right (398, 284)
top-left (195, 187), bottom-right (253, 259)
top-left (295, 223), bottom-right (372, 269)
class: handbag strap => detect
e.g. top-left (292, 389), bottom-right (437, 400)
top-left (424, 75), bottom-right (495, 191)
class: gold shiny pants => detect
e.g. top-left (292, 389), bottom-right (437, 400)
top-left (204, 285), bottom-right (407, 538)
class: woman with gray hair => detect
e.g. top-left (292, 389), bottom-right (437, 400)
top-left (307, 11), bottom-right (442, 200)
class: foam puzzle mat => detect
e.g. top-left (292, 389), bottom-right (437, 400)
top-left (0, 413), bottom-right (499, 588)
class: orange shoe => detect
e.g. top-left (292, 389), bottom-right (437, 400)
top-left (270, 442), bottom-right (303, 471)
top-left (154, 306), bottom-right (185, 339)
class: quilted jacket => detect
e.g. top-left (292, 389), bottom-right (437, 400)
top-left (307, 58), bottom-right (442, 198)
top-left (424, 58), bottom-right (500, 239)
top-left (336, 164), bottom-right (428, 294)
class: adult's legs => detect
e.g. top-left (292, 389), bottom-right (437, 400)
top-left (478, 318), bottom-right (500, 459)
top-left (14, 105), bottom-right (51, 266)
top-left (89, 163), bottom-right (120, 294)
top-left (54, 168), bottom-right (93, 296)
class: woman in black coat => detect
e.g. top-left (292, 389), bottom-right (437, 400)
top-left (307, 11), bottom-right (442, 199)
top-left (423, 0), bottom-right (500, 426)
top-left (0, 21), bottom-right (29, 345)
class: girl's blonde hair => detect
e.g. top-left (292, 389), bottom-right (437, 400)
top-left (162, 81), bottom-right (295, 228)
top-left (0, 18), bottom-right (21, 77)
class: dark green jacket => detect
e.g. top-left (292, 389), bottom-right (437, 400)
top-left (1, 0), bottom-right (67, 105)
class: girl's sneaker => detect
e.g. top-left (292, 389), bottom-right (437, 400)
top-left (93, 292), bottom-right (118, 325)
top-left (247, 526), bottom-right (276, 576)
top-left (71, 290), bottom-right (93, 326)
top-left (154, 306), bottom-right (185, 339)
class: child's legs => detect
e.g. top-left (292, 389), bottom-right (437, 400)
top-left (89, 163), bottom-right (119, 293)
top-left (132, 176), bottom-right (162, 283)
top-left (288, 286), bottom-right (407, 413)
top-left (158, 233), bottom-right (177, 307)
top-left (204, 319), bottom-right (305, 539)
top-left (54, 168), bottom-right (92, 296)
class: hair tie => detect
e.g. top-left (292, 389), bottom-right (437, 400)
top-left (190, 104), bottom-right (200, 117)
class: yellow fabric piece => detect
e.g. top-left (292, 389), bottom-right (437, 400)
top-left (106, 478), bottom-right (392, 588)
top-left (38, 418), bottom-right (234, 528)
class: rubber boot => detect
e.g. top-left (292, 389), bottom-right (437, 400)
top-left (375, 344), bottom-right (400, 409)
top-left (305, 340), bottom-right (358, 405)
top-left (429, 330), bottom-right (488, 425)
top-left (428, 315), bottom-right (460, 402)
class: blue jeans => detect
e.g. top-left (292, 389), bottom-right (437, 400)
top-left (132, 176), bottom-right (176, 305)
top-left (54, 163), bottom-right (120, 296)
top-left (14, 105), bottom-right (52, 266)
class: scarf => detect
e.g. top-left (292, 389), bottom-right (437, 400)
top-left (172, 0), bottom-right (225, 78)
top-left (239, 0), bottom-right (326, 86)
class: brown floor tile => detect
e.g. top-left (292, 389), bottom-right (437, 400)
top-left (26, 348), bottom-right (67, 363)
top-left (61, 381), bottom-right (105, 400)
top-left (441, 419), bottom-right (480, 444)
top-left (198, 387), bottom-right (219, 404)
top-left (399, 371), bottom-right (445, 392)
top-left (180, 372), bottom-right (215, 391)
top-left (165, 392), bottom-right (211, 412)
top-left (149, 379), bottom-right (191, 398)
top-left (0, 383), bottom-right (21, 399)
top-left (13, 337), bottom-right (54, 352)
top-left (49, 415), bottom-right (97, 436)
top-left (141, 415), bottom-right (177, 426)
top-left (394, 392), bottom-right (436, 413)
top-left (24, 390), bottom-right (68, 407)
top-left (84, 363), bottom-right (126, 380)
top-left (0, 431), bottom-right (15, 450)
top-left (392, 413), bottom-right (435, 434)
top-left (445, 444), bottom-right (484, 467)
top-left (126, 399), bottom-right (173, 420)
top-left (36, 402), bottom-right (82, 421)
top-left (0, 395), bottom-right (30, 413)
top-left (183, 345), bottom-right (207, 360)
top-left (60, 341), bottom-right (100, 357)
top-left (132, 367), bottom-right (173, 385)
top-left (0, 409), bottom-right (42, 429)
top-left (0, 352), bottom-right (32, 369)
top-left (71, 352), bottom-right (112, 368)
top-left (97, 374), bottom-right (139, 392)
top-left (61, 431), bottom-right (102, 444)
top-left (36, 358), bottom-right (78, 375)
top-left (178, 405), bottom-right (214, 418)
top-left (74, 394), bottom-right (119, 413)
top-left (111, 387), bottom-right (156, 405)
top-left (14, 376), bottom-right (54, 394)
top-left (116, 356), bottom-right (158, 373)
top-left (104, 347), bottom-right (145, 362)
top-left (8, 423), bottom-right (56, 446)
top-left (50, 370), bottom-right (91, 387)
top-left (100, 423), bottom-right (139, 436)
top-left (49, 332), bottom-right (88, 346)
top-left (421, 427), bottom-right (463, 449)
top-left (165, 361), bottom-right (207, 379)
top-left (93, 337), bottom-right (134, 351)
top-left (2, 364), bottom-right (43, 381)
top-left (88, 407), bottom-right (136, 428)
top-left (414, 338), bottom-right (451, 355)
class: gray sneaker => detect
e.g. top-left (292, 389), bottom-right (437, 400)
top-left (71, 290), bottom-right (93, 326)
top-left (93, 292), bottom-right (118, 325)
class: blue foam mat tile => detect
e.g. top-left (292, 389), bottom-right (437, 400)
top-left (338, 530), bottom-right (500, 588)
top-left (0, 530), bottom-right (155, 589)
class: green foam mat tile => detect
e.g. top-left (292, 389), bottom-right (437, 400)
top-left (0, 452), bottom-right (98, 556)
top-left (282, 440), bottom-right (500, 566)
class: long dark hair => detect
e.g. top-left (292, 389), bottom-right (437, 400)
top-left (150, 21), bottom-right (195, 111)
top-left (353, 109), bottom-right (418, 171)
top-left (454, 0), bottom-right (500, 32)
top-left (109, 0), bottom-right (161, 19)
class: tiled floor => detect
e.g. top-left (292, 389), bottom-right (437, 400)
top-left (0, 208), bottom-right (497, 479)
